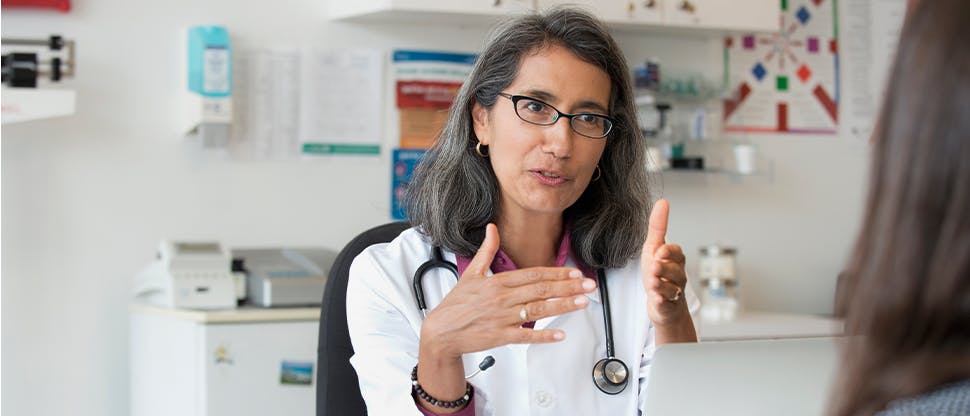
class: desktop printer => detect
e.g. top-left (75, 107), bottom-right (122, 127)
top-left (133, 240), bottom-right (237, 309)
top-left (233, 248), bottom-right (336, 307)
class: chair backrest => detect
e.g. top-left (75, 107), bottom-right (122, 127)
top-left (316, 221), bottom-right (411, 416)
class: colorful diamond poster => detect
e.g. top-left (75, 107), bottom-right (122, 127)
top-left (723, 0), bottom-right (839, 134)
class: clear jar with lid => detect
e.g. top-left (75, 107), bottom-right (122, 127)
top-left (698, 245), bottom-right (740, 321)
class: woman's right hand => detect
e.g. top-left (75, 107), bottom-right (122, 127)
top-left (414, 223), bottom-right (597, 413)
top-left (419, 223), bottom-right (597, 360)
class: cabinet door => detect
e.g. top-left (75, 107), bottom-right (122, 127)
top-left (203, 321), bottom-right (319, 416)
top-left (402, 0), bottom-right (534, 15)
top-left (536, 0), bottom-right (663, 24)
top-left (330, 0), bottom-right (533, 20)
top-left (664, 0), bottom-right (777, 32)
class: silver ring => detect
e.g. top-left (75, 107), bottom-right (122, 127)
top-left (669, 287), bottom-right (683, 302)
top-left (519, 306), bottom-right (528, 322)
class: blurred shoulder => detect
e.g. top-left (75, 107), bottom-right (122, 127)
top-left (878, 378), bottom-right (970, 416)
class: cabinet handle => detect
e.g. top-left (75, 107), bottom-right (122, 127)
top-left (632, 0), bottom-right (657, 15)
top-left (681, 0), bottom-right (696, 13)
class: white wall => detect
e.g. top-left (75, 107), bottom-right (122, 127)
top-left (2, 1), bottom-right (868, 415)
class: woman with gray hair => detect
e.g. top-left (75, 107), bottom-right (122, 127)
top-left (347, 7), bottom-right (699, 415)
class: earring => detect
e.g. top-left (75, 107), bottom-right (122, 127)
top-left (475, 141), bottom-right (489, 158)
top-left (592, 165), bottom-right (601, 181)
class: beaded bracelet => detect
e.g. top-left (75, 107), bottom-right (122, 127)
top-left (411, 364), bottom-right (473, 409)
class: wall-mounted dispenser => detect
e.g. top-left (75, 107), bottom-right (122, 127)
top-left (180, 26), bottom-right (232, 147)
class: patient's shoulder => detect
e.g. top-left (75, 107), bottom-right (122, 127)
top-left (878, 378), bottom-right (970, 416)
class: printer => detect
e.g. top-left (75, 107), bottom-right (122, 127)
top-left (233, 248), bottom-right (337, 307)
top-left (133, 240), bottom-right (237, 309)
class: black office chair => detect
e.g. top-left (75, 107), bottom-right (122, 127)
top-left (317, 221), bottom-right (411, 416)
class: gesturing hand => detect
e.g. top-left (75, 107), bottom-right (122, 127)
top-left (419, 223), bottom-right (598, 360)
top-left (640, 199), bottom-right (692, 328)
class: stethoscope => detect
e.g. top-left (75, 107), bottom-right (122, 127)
top-left (412, 246), bottom-right (629, 395)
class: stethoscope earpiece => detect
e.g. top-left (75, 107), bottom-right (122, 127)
top-left (592, 357), bottom-right (629, 395)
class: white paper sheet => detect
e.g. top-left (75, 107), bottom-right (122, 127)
top-left (841, 0), bottom-right (906, 141)
top-left (232, 48), bottom-right (302, 160)
top-left (299, 49), bottom-right (384, 156)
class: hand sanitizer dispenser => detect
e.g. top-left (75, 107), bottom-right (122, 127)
top-left (181, 26), bottom-right (232, 147)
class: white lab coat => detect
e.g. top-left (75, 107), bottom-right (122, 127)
top-left (347, 227), bottom-right (700, 415)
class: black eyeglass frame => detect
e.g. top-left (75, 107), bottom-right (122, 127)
top-left (497, 92), bottom-right (616, 139)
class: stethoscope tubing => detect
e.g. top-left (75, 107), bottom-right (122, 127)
top-left (412, 246), bottom-right (458, 317)
top-left (596, 268), bottom-right (617, 359)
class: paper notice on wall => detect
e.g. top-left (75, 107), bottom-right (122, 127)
top-left (841, 0), bottom-right (906, 141)
top-left (232, 48), bottom-right (384, 159)
top-left (301, 49), bottom-right (384, 156)
top-left (232, 49), bottom-right (302, 160)
top-left (393, 50), bottom-right (476, 149)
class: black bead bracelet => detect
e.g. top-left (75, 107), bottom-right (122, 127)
top-left (411, 364), bottom-right (473, 409)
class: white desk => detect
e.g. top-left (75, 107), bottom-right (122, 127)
top-left (697, 310), bottom-right (843, 341)
top-left (130, 304), bottom-right (841, 416)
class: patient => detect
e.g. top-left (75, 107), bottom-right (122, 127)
top-left (828, 0), bottom-right (970, 415)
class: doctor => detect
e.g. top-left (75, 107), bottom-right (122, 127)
top-left (347, 7), bottom-right (699, 415)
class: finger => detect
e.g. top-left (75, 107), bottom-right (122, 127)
top-left (655, 244), bottom-right (686, 264)
top-left (643, 199), bottom-right (670, 256)
top-left (514, 294), bottom-right (590, 323)
top-left (504, 327), bottom-right (567, 344)
top-left (649, 261), bottom-right (687, 288)
top-left (505, 277), bottom-right (596, 306)
top-left (465, 223), bottom-right (500, 277)
top-left (496, 267), bottom-right (584, 288)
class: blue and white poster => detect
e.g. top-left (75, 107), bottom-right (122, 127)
top-left (391, 149), bottom-right (427, 220)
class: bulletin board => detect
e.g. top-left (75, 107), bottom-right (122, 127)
top-left (722, 0), bottom-right (840, 134)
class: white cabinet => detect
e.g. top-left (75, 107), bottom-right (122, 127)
top-left (330, 0), bottom-right (534, 22)
top-left (536, 0), bottom-right (777, 33)
top-left (130, 304), bottom-right (320, 416)
top-left (330, 0), bottom-right (776, 33)
top-left (663, 0), bottom-right (777, 32)
top-left (535, 0), bottom-right (663, 25)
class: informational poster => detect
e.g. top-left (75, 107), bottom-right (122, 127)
top-left (841, 0), bottom-right (906, 141)
top-left (301, 48), bottom-right (384, 156)
top-left (391, 149), bottom-right (426, 220)
top-left (232, 49), bottom-right (302, 160)
top-left (723, 0), bottom-right (840, 134)
top-left (393, 50), bottom-right (476, 149)
top-left (233, 48), bottom-right (384, 159)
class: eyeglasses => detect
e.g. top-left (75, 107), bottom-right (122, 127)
top-left (498, 93), bottom-right (615, 139)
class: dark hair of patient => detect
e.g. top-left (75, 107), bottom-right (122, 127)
top-left (829, 0), bottom-right (970, 415)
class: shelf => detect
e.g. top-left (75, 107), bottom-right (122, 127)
top-left (697, 310), bottom-right (843, 341)
top-left (1, 88), bottom-right (76, 124)
top-left (659, 167), bottom-right (768, 176)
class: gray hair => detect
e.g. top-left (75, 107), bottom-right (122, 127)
top-left (404, 6), bottom-right (651, 269)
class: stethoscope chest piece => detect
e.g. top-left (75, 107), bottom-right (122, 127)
top-left (592, 357), bottom-right (629, 395)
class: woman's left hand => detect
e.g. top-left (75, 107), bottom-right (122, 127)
top-left (640, 199), bottom-right (697, 343)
